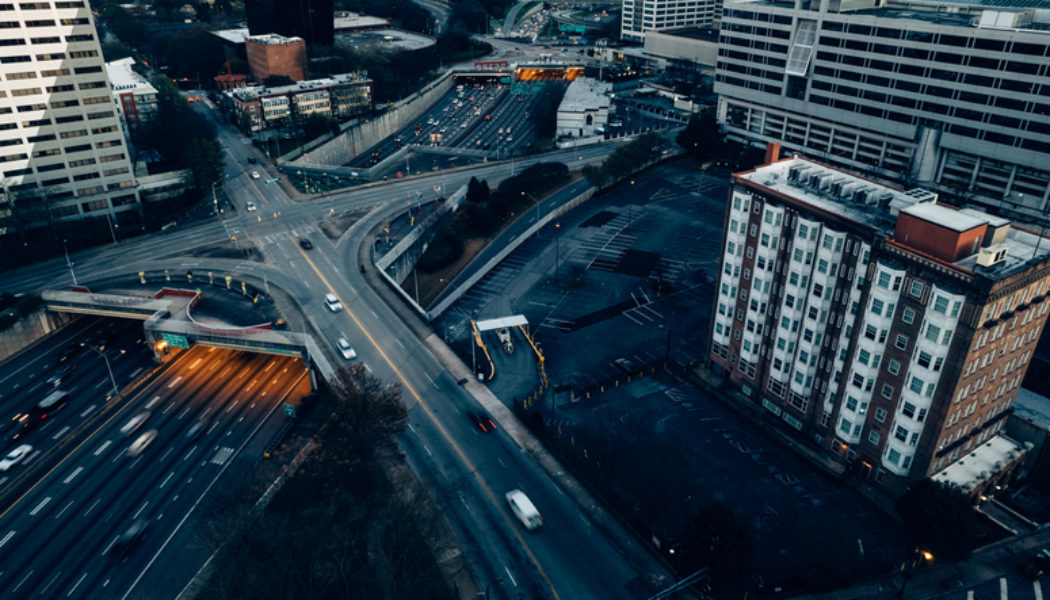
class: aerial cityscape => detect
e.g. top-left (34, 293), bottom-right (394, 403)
top-left (0, 0), bottom-right (1048, 598)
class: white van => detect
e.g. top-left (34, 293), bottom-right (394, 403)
top-left (506, 489), bottom-right (543, 530)
top-left (325, 294), bottom-right (342, 312)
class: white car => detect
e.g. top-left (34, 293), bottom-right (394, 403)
top-left (120, 410), bottom-right (151, 436)
top-left (337, 338), bottom-right (356, 360)
top-left (250, 171), bottom-right (261, 179)
top-left (128, 430), bottom-right (158, 457)
top-left (325, 293), bottom-right (342, 312)
top-left (0, 444), bottom-right (32, 472)
top-left (246, 201), bottom-right (257, 211)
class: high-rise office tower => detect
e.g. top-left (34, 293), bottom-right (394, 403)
top-left (0, 0), bottom-right (139, 236)
top-left (708, 148), bottom-right (1050, 495)
top-left (620, 0), bottom-right (721, 42)
top-left (246, 0), bottom-right (334, 47)
top-left (715, 0), bottom-right (1050, 220)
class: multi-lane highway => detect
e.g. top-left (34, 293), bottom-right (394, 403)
top-left (0, 95), bottom-right (669, 599)
top-left (0, 336), bottom-right (308, 599)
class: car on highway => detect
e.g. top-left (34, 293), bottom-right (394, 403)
top-left (247, 156), bottom-right (257, 164)
top-left (250, 171), bottom-right (261, 179)
top-left (468, 410), bottom-right (496, 433)
top-left (112, 518), bottom-right (149, 557)
top-left (325, 293), bottom-right (342, 312)
top-left (337, 338), bottom-right (356, 360)
top-left (506, 489), bottom-right (543, 530)
top-left (120, 410), bottom-right (151, 436)
top-left (246, 201), bottom-right (257, 212)
top-left (299, 238), bottom-right (313, 250)
top-left (0, 444), bottom-right (32, 472)
top-left (127, 429), bottom-right (158, 457)
top-left (185, 419), bottom-right (209, 441)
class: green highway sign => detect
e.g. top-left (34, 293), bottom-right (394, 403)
top-left (283, 403), bottom-right (296, 418)
top-left (267, 177), bottom-right (279, 183)
top-left (161, 333), bottom-right (189, 349)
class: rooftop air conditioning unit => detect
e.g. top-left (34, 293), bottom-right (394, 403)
top-left (977, 244), bottom-right (1008, 267)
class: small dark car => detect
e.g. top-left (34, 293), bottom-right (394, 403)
top-left (468, 411), bottom-right (496, 433)
top-left (299, 238), bottom-right (313, 250)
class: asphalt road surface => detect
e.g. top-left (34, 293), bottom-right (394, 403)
top-left (0, 103), bottom-right (667, 598)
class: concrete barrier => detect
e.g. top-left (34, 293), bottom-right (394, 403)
top-left (426, 184), bottom-right (597, 319)
top-left (286, 71), bottom-right (456, 171)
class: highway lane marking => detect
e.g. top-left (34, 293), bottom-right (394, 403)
top-left (12, 570), bottom-right (32, 592)
top-left (63, 467), bottom-right (82, 484)
top-left (166, 376), bottom-right (183, 389)
top-left (188, 358), bottom-right (203, 370)
top-left (297, 242), bottom-right (562, 599)
top-left (0, 530), bottom-right (14, 548)
top-left (83, 498), bottom-right (100, 517)
top-left (504, 565), bottom-right (517, 587)
top-left (1002, 578), bottom-right (1008, 600)
top-left (146, 395), bottom-right (162, 410)
top-left (423, 372), bottom-right (434, 386)
top-left (423, 444), bottom-right (433, 457)
top-left (54, 500), bottom-right (73, 520)
top-left (40, 571), bottom-right (62, 595)
top-left (1035, 582), bottom-right (1043, 600)
top-left (67, 572), bottom-right (87, 597)
top-left (79, 404), bottom-right (96, 417)
top-left (159, 447), bottom-right (174, 462)
top-left (51, 425), bottom-right (71, 441)
top-left (132, 501), bottom-right (149, 519)
top-left (176, 405), bottom-right (192, 419)
top-left (30, 496), bottom-right (51, 516)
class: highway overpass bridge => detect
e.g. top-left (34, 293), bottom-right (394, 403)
top-left (42, 288), bottom-right (335, 383)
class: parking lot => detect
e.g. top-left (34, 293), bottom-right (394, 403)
top-left (435, 162), bottom-right (909, 591)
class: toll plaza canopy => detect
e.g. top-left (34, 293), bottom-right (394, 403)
top-left (475, 315), bottom-right (528, 331)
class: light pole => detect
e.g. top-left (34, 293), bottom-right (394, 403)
top-left (554, 222), bottom-right (561, 285)
top-left (85, 344), bottom-right (123, 398)
top-left (63, 239), bottom-right (77, 286)
top-left (522, 191), bottom-right (539, 224)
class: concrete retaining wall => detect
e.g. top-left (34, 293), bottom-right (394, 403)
top-left (286, 71), bottom-right (455, 171)
top-left (0, 308), bottom-right (76, 364)
top-left (427, 185), bottom-right (597, 319)
top-left (372, 185), bottom-right (469, 318)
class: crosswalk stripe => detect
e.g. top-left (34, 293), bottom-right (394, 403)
top-left (1035, 580), bottom-right (1043, 600)
top-left (1001, 577), bottom-right (1008, 600)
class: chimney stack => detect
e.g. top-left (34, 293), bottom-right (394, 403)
top-left (764, 142), bottom-right (781, 165)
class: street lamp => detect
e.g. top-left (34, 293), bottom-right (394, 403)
top-left (63, 239), bottom-right (77, 286)
top-left (554, 222), bottom-right (561, 285)
top-left (84, 344), bottom-right (124, 398)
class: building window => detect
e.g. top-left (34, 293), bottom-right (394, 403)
top-left (868, 430), bottom-right (880, 445)
top-left (902, 308), bottom-right (915, 324)
top-left (887, 448), bottom-right (901, 465)
top-left (910, 281), bottom-right (923, 297)
top-left (887, 359), bottom-right (901, 375)
top-left (917, 351), bottom-right (932, 369)
top-left (909, 376), bottom-right (924, 394)
top-left (902, 401), bottom-right (916, 418)
top-left (933, 296), bottom-right (949, 314)
top-left (875, 407), bottom-right (887, 422)
top-left (840, 418), bottom-right (852, 434)
top-left (881, 384), bottom-right (894, 399)
top-left (877, 272), bottom-right (892, 289)
top-left (925, 323), bottom-right (941, 342)
top-left (895, 426), bottom-right (908, 441)
top-left (872, 298), bottom-right (884, 315)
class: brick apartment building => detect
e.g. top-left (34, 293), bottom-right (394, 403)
top-left (708, 147), bottom-right (1050, 496)
top-left (245, 34), bottom-right (308, 83)
top-left (225, 73), bottom-right (372, 132)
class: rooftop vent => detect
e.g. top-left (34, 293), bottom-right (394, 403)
top-left (976, 244), bottom-right (1008, 267)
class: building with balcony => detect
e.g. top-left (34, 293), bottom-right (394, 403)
top-left (0, 0), bottom-right (140, 236)
top-left (708, 147), bottom-right (1050, 496)
top-left (715, 0), bottom-right (1050, 220)
top-left (105, 57), bottom-right (158, 129)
